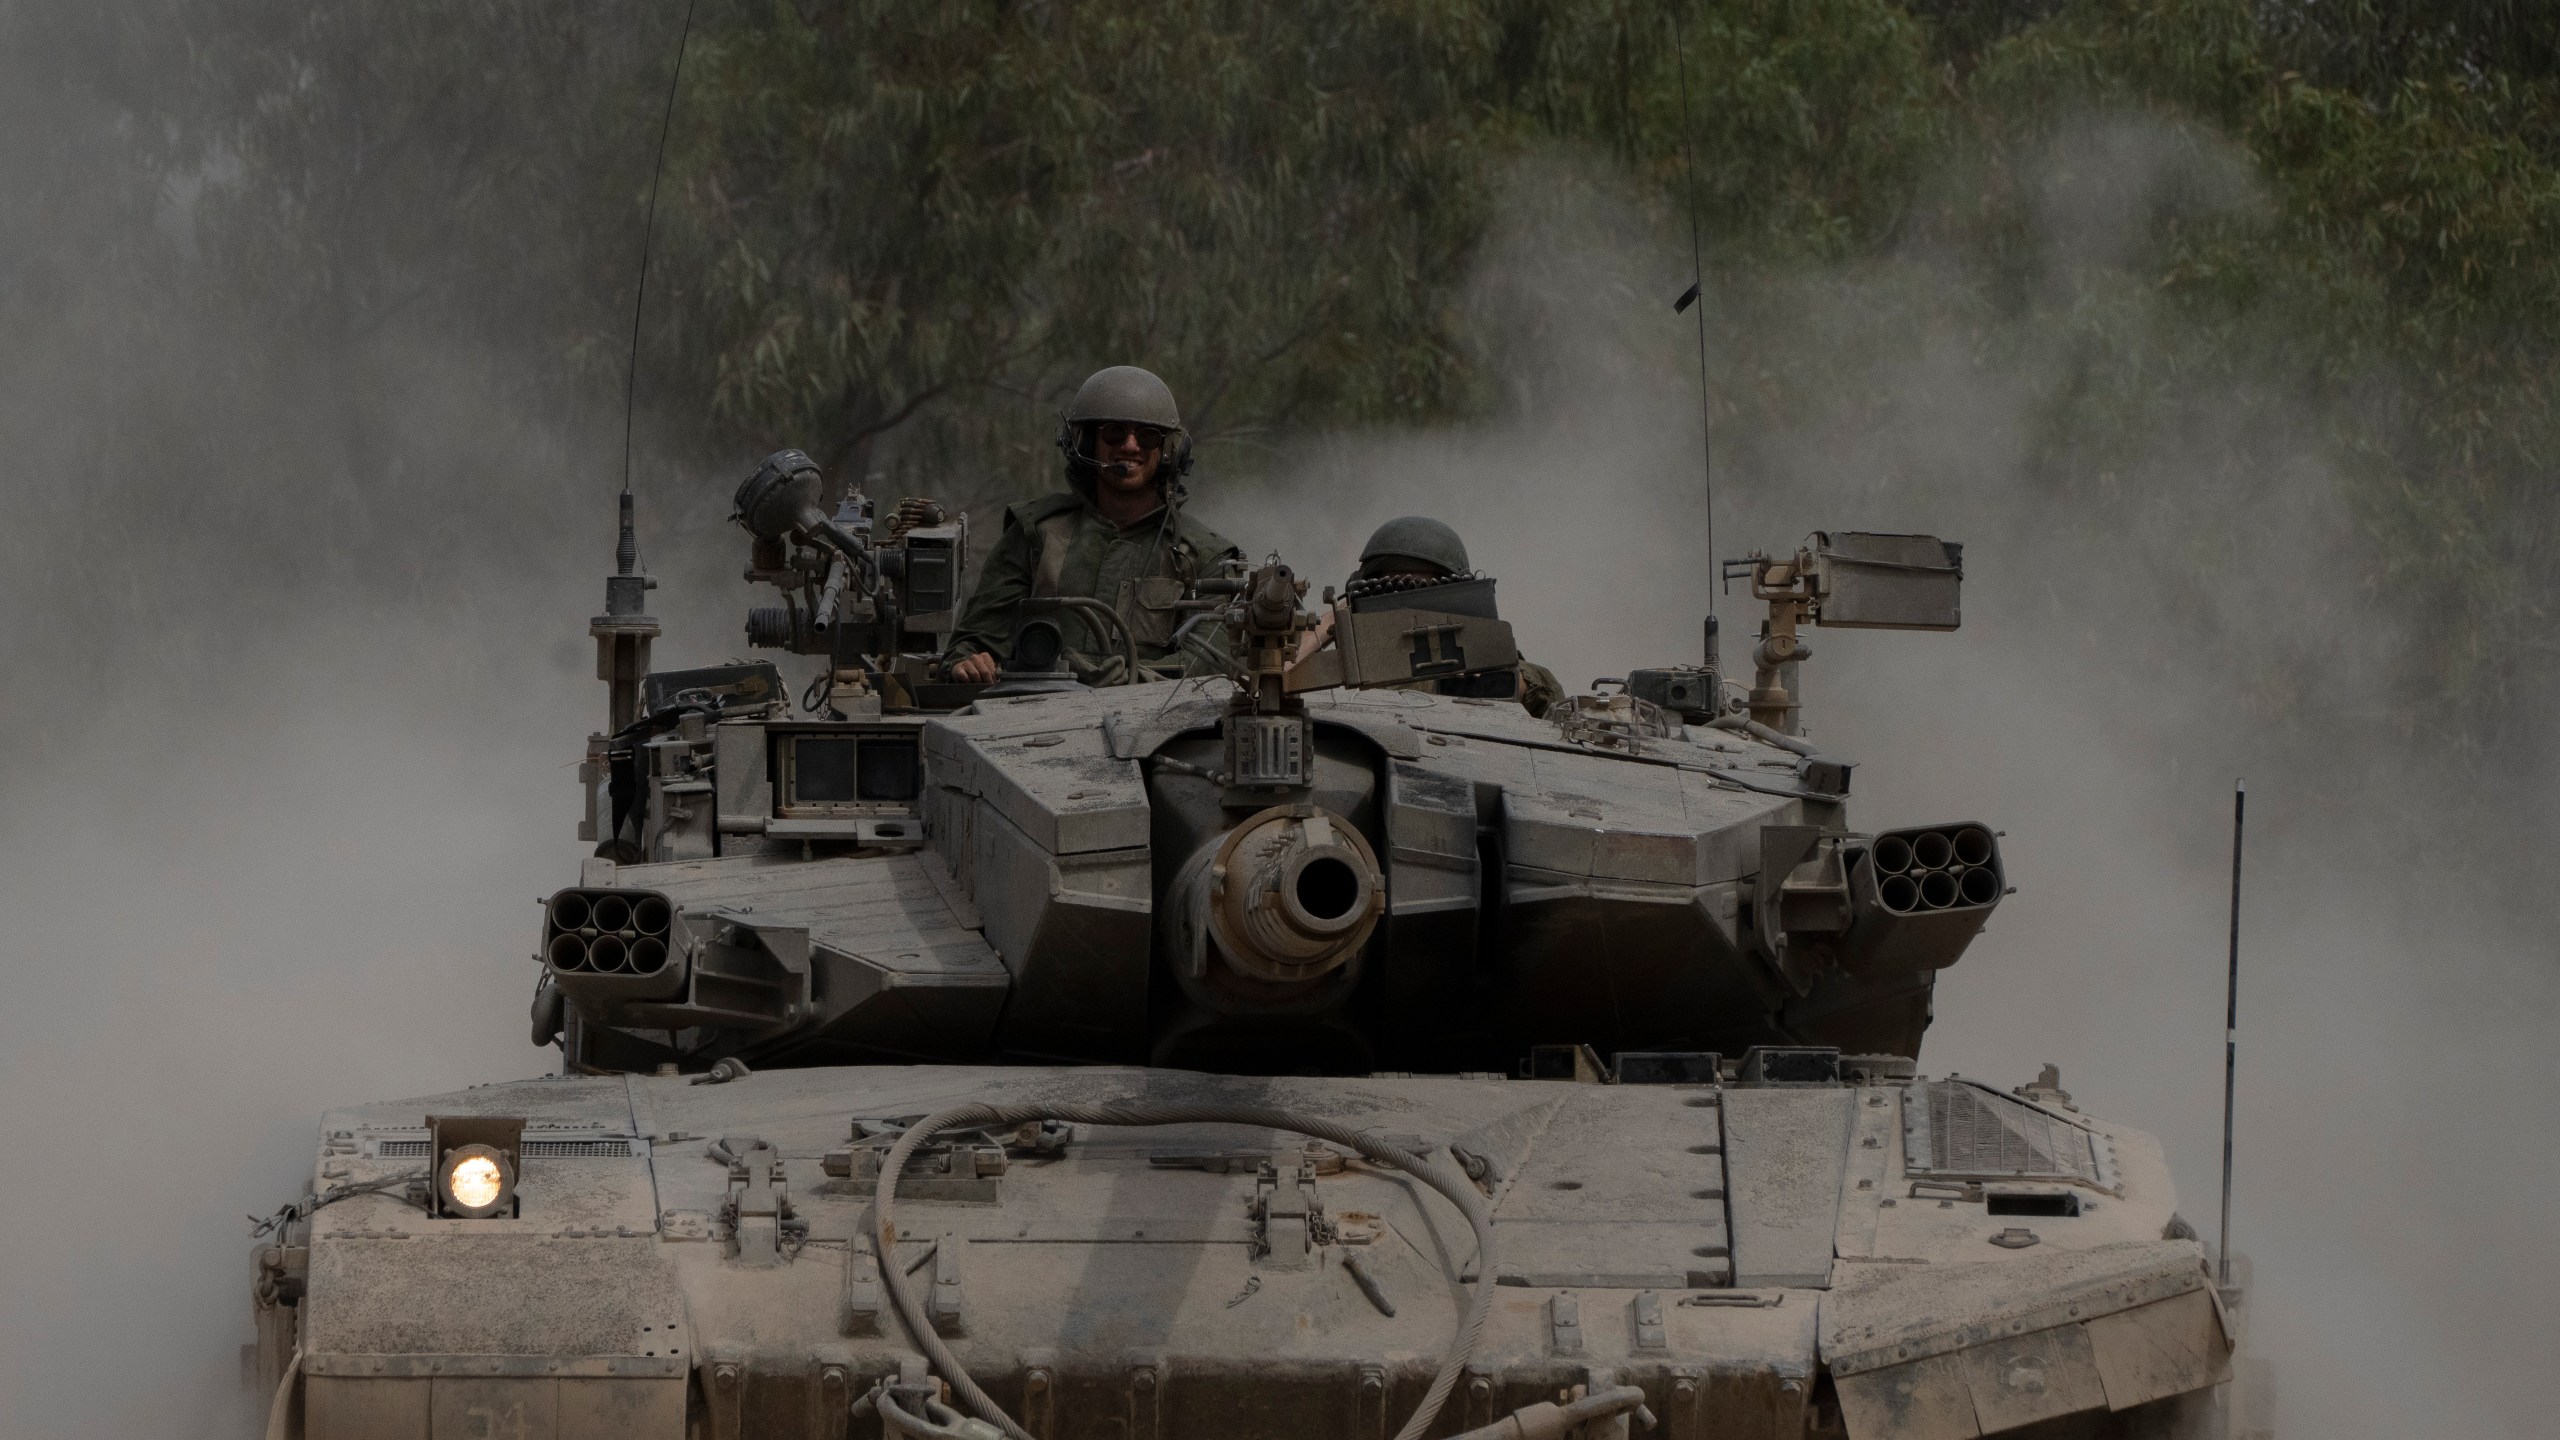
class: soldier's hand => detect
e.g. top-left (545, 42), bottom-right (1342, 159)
top-left (949, 651), bottom-right (999, 684)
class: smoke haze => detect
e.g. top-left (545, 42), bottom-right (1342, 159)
top-left (1207, 142), bottom-right (2560, 1440)
top-left (2, 21), bottom-right (2551, 1440)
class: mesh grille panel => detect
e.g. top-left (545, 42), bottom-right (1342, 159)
top-left (372, 1138), bottom-right (631, 1158)
top-left (523, 1140), bottom-right (634, 1158)
top-left (1907, 1081), bottom-right (2101, 1185)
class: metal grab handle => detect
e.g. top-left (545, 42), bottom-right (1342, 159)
top-left (859, 1381), bottom-right (1004, 1440)
top-left (1445, 1385), bottom-right (1658, 1440)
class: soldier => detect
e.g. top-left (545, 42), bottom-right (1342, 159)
top-left (1297, 517), bottom-right (1564, 716)
top-left (943, 366), bottom-right (1242, 685)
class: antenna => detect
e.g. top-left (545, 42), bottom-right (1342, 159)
top-left (2217, 778), bottom-right (2245, 1288)
top-left (1668, 10), bottom-right (1715, 619)
top-left (619, 0), bottom-right (700, 499)
top-left (587, 1), bottom-right (693, 738)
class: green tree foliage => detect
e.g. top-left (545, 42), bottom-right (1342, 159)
top-left (1941, 1), bottom-right (2560, 745)
top-left (656, 1), bottom-right (1511, 479)
top-left (648, 0), bottom-right (1974, 484)
top-left (38, 0), bottom-right (2560, 750)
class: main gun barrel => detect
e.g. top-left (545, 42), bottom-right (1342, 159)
top-left (1169, 804), bottom-right (1384, 992)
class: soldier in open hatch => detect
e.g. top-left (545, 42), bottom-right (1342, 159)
top-left (942, 366), bottom-right (1242, 685)
top-left (1295, 515), bottom-right (1564, 716)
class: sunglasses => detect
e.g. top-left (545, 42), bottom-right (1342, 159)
top-left (1094, 422), bottom-right (1167, 450)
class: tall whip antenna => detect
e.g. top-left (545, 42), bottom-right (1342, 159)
top-left (620, 0), bottom-right (700, 498)
top-left (1668, 9), bottom-right (1715, 622)
top-left (2217, 779), bottom-right (2246, 1288)
top-left (588, 1), bottom-right (696, 747)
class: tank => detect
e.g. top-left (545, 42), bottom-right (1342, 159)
top-left (243, 468), bottom-right (2271, 1440)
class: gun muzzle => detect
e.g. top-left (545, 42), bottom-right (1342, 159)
top-left (1200, 806), bottom-right (1384, 985)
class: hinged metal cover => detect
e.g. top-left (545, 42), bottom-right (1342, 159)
top-left (1810, 532), bottom-right (1962, 631)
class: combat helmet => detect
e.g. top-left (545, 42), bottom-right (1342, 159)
top-left (1357, 516), bottom-right (1470, 579)
top-left (1058, 365), bottom-right (1193, 489)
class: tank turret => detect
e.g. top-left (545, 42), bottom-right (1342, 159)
top-left (543, 525), bottom-right (2002, 1078)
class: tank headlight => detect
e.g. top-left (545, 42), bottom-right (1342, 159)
top-left (436, 1143), bottom-right (517, 1219)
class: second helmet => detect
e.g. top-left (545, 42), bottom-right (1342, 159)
top-left (1358, 516), bottom-right (1470, 577)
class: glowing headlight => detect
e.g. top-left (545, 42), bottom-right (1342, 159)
top-left (436, 1143), bottom-right (516, 1219)
top-left (451, 1155), bottom-right (504, 1208)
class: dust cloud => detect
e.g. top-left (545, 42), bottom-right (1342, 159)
top-left (0, 13), bottom-right (718, 1437)
top-left (0, 14), bottom-right (2547, 1439)
top-left (1206, 143), bottom-right (2560, 1439)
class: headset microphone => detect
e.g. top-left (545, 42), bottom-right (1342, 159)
top-left (1054, 420), bottom-right (1193, 481)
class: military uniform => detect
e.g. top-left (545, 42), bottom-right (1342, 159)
top-left (944, 365), bottom-right (1245, 686)
top-left (1512, 660), bottom-right (1565, 718)
top-left (944, 494), bottom-right (1240, 685)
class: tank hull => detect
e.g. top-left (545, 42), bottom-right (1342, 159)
top-left (255, 1064), bottom-right (2246, 1439)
